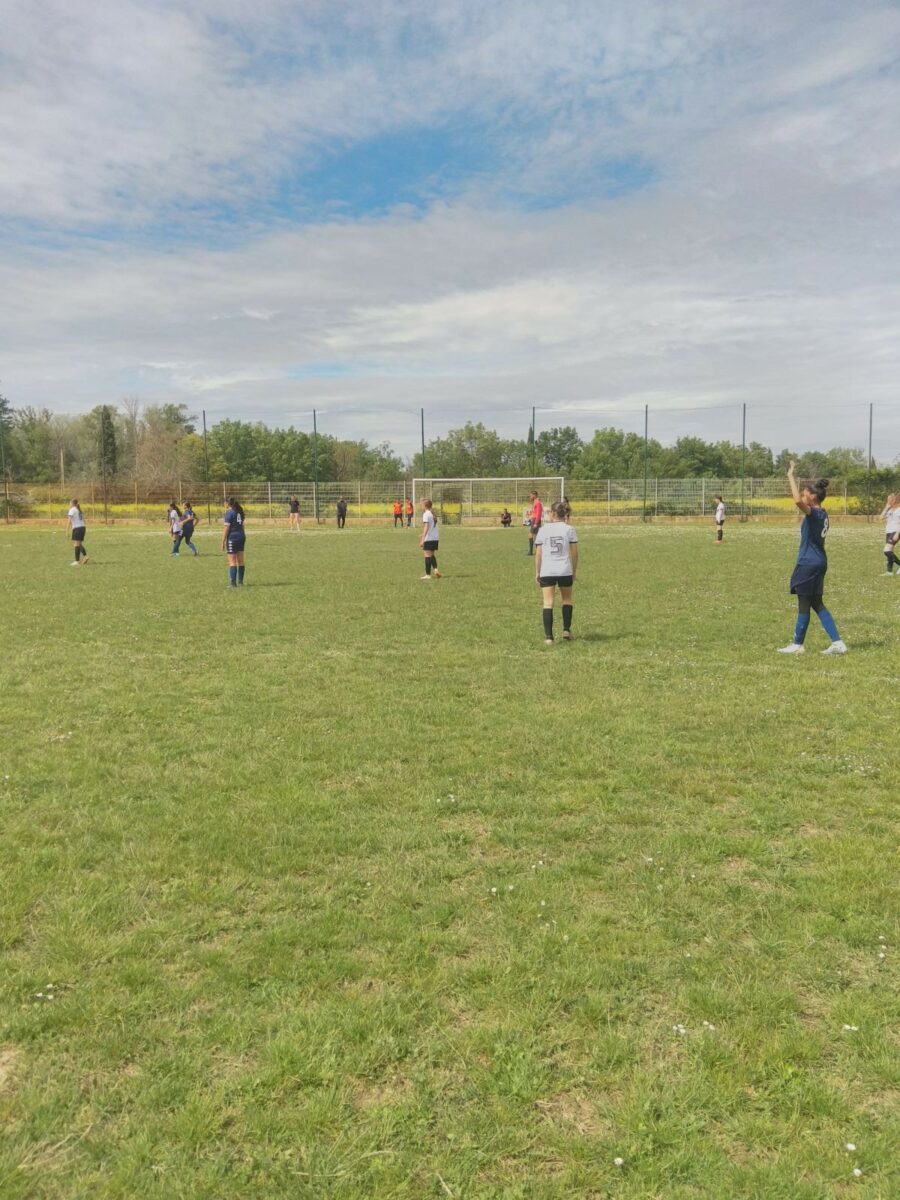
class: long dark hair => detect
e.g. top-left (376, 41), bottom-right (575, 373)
top-left (227, 496), bottom-right (245, 519)
top-left (169, 501), bottom-right (182, 519)
top-left (808, 478), bottom-right (829, 504)
top-left (70, 499), bottom-right (82, 517)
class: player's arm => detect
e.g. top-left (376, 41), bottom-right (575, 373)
top-left (569, 543), bottom-right (578, 580)
top-left (221, 520), bottom-right (229, 551)
top-left (534, 544), bottom-right (543, 583)
top-left (787, 460), bottom-right (811, 514)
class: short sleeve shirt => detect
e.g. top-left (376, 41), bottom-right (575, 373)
top-left (534, 521), bottom-right (578, 576)
top-left (885, 506), bottom-right (900, 534)
top-left (422, 510), bottom-right (438, 543)
top-left (68, 506), bottom-right (85, 529)
top-left (715, 502), bottom-right (726, 522)
top-left (531, 499), bottom-right (543, 527)
top-left (223, 507), bottom-right (245, 535)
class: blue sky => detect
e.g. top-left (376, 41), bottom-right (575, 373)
top-left (1, 0), bottom-right (899, 458)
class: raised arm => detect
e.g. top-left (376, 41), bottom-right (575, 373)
top-left (787, 460), bottom-right (811, 515)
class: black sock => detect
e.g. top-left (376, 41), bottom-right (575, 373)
top-left (424, 558), bottom-right (432, 575)
top-left (431, 554), bottom-right (438, 571)
top-left (238, 565), bottom-right (245, 584)
top-left (562, 604), bottom-right (573, 632)
top-left (542, 608), bottom-right (553, 639)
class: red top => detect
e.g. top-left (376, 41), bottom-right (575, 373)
top-left (531, 499), bottom-right (543, 525)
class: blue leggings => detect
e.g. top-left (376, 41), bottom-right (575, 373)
top-left (794, 594), bottom-right (840, 643)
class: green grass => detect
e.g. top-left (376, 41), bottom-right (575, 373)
top-left (1, 523), bottom-right (897, 1199)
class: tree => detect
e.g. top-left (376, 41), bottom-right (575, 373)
top-left (0, 394), bottom-right (15, 479)
top-left (94, 405), bottom-right (118, 479)
top-left (535, 426), bottom-right (584, 474)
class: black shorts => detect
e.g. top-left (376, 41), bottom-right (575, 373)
top-left (716, 520), bottom-right (725, 527)
top-left (539, 575), bottom-right (573, 588)
top-left (423, 540), bottom-right (439, 552)
top-left (790, 565), bottom-right (826, 596)
top-left (885, 533), bottom-right (899, 547)
top-left (530, 522), bottom-right (541, 535)
top-left (71, 527), bottom-right (86, 541)
top-left (226, 535), bottom-right (246, 554)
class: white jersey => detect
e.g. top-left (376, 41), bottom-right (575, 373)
top-left (68, 505), bottom-right (85, 529)
top-left (884, 506), bottom-right (900, 534)
top-left (422, 509), bottom-right (438, 543)
top-left (169, 509), bottom-right (183, 534)
top-left (534, 521), bottom-right (578, 577)
top-left (715, 502), bottom-right (726, 523)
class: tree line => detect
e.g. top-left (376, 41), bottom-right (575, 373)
top-left (0, 396), bottom-right (888, 486)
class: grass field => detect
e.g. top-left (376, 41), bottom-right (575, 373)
top-left (1, 522), bottom-right (897, 1199)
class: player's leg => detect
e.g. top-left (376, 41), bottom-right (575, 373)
top-left (811, 594), bottom-right (846, 652)
top-left (236, 549), bottom-right (245, 585)
top-left (560, 583), bottom-right (574, 639)
top-left (431, 545), bottom-right (441, 577)
top-left (779, 594), bottom-right (811, 652)
top-left (422, 547), bottom-right (433, 578)
top-left (541, 583), bottom-right (556, 642)
top-left (716, 522), bottom-right (723, 543)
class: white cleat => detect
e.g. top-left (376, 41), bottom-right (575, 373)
top-left (69, 561), bottom-right (80, 567)
top-left (777, 643), bottom-right (805, 654)
top-left (420, 574), bottom-right (432, 580)
top-left (822, 640), bottom-right (848, 655)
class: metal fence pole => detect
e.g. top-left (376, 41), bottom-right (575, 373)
top-left (642, 405), bottom-right (649, 522)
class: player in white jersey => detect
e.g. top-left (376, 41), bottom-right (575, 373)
top-left (67, 499), bottom-right (89, 565)
top-left (534, 500), bottom-right (578, 642)
top-left (714, 496), bottom-right (726, 543)
top-left (419, 499), bottom-right (442, 579)
top-left (879, 494), bottom-right (900, 575)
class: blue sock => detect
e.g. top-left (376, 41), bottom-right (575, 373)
top-left (229, 566), bottom-right (237, 586)
top-left (237, 565), bottom-right (245, 584)
top-left (793, 612), bottom-right (811, 644)
top-left (818, 608), bottom-right (840, 642)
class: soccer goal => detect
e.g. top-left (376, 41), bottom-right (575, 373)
top-left (411, 478), bottom-right (565, 525)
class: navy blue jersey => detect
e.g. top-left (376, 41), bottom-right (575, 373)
top-left (796, 506), bottom-right (828, 569)
top-left (182, 506), bottom-right (195, 525)
top-left (223, 507), bottom-right (245, 534)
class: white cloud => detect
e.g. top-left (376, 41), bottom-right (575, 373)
top-left (0, 1), bottom-right (899, 458)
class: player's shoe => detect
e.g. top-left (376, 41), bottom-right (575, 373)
top-left (432, 570), bottom-right (442, 578)
top-left (822, 640), bottom-right (848, 654)
top-left (561, 630), bottom-right (572, 640)
top-left (420, 574), bottom-right (432, 580)
top-left (777, 643), bottom-right (805, 654)
top-left (544, 638), bottom-right (554, 645)
top-left (69, 560), bottom-right (80, 567)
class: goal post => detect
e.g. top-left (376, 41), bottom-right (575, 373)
top-left (411, 477), bottom-right (565, 525)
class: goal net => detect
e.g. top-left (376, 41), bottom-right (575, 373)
top-left (411, 478), bottom-right (565, 525)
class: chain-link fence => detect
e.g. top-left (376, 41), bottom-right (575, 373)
top-left (0, 476), bottom-right (884, 524)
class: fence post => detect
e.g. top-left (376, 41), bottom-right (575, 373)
top-left (357, 481), bottom-right (362, 521)
top-left (607, 479), bottom-right (611, 518)
top-left (134, 481), bottom-right (138, 520)
top-left (90, 481), bottom-right (96, 522)
top-left (655, 477), bottom-right (659, 516)
top-left (267, 482), bottom-right (272, 521)
top-left (843, 480), bottom-right (848, 516)
top-left (178, 479), bottom-right (183, 504)
top-left (701, 478), bottom-right (705, 516)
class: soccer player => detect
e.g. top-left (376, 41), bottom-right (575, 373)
top-left (778, 463), bottom-right (847, 655)
top-left (181, 500), bottom-right (200, 556)
top-left (500, 507), bottom-right (512, 527)
top-left (222, 496), bottom-right (247, 587)
top-left (67, 499), bottom-right (89, 565)
top-left (535, 500), bottom-right (578, 643)
top-left (879, 493), bottom-right (900, 575)
top-left (168, 502), bottom-right (184, 555)
top-left (714, 495), bottom-right (726, 543)
top-left (405, 497), bottom-right (414, 527)
top-left (526, 491), bottom-right (543, 556)
top-left (419, 499), bottom-right (442, 579)
top-left (288, 495), bottom-right (301, 530)
top-left (336, 496), bottom-right (348, 528)
top-left (393, 499), bottom-right (403, 528)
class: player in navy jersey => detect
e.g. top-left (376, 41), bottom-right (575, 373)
top-left (181, 500), bottom-right (200, 556)
top-left (778, 463), bottom-right (847, 654)
top-left (222, 496), bottom-right (247, 587)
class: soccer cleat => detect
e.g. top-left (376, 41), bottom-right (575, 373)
top-left (70, 560), bottom-right (80, 566)
top-left (822, 640), bottom-right (848, 654)
top-left (420, 574), bottom-right (432, 580)
top-left (777, 643), bottom-right (805, 654)
top-left (544, 638), bottom-right (554, 645)
top-left (562, 630), bottom-right (572, 640)
top-left (432, 570), bottom-right (442, 578)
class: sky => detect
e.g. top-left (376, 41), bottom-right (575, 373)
top-left (1, 0), bottom-right (899, 460)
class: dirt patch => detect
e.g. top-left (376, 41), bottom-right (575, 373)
top-left (535, 1092), bottom-right (611, 1137)
top-left (352, 1075), bottom-right (413, 1110)
top-left (0, 1047), bottom-right (23, 1094)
